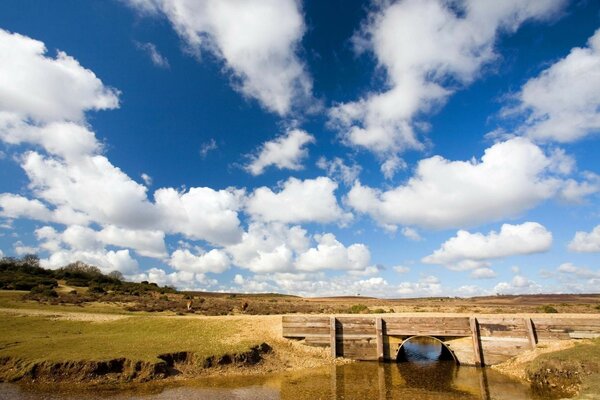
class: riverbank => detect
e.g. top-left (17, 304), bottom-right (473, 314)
top-left (493, 338), bottom-right (600, 399)
top-left (0, 309), bottom-right (337, 387)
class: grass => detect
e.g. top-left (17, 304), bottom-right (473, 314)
top-left (0, 313), bottom-right (257, 364)
top-left (527, 338), bottom-right (600, 398)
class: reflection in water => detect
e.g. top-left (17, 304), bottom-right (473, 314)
top-left (1, 362), bottom-right (536, 400)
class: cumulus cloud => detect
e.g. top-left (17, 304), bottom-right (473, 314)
top-left (557, 262), bottom-right (600, 279)
top-left (0, 29), bottom-right (119, 123)
top-left (513, 29), bottom-right (600, 142)
top-left (225, 222), bottom-right (372, 275)
top-left (470, 267), bottom-right (497, 279)
top-left (494, 274), bottom-right (542, 295)
top-left (245, 129), bottom-right (315, 175)
top-left (295, 233), bottom-right (371, 272)
top-left (42, 248), bottom-right (139, 274)
top-left (127, 268), bottom-right (218, 290)
top-left (225, 222), bottom-right (309, 273)
top-left (245, 177), bottom-right (351, 224)
top-left (316, 157), bottom-right (361, 186)
top-left (347, 138), bottom-right (593, 230)
top-left (229, 272), bottom-right (390, 297)
top-left (125, 0), bottom-right (312, 115)
top-left (169, 248), bottom-right (230, 274)
top-left (568, 225), bottom-right (600, 253)
top-left (154, 186), bottom-right (244, 245)
top-left (401, 227), bottom-right (421, 241)
top-left (34, 224), bottom-right (167, 260)
top-left (423, 222), bottom-right (552, 270)
top-left (328, 0), bottom-right (564, 159)
top-left (135, 41), bottom-right (170, 68)
top-left (397, 275), bottom-right (442, 297)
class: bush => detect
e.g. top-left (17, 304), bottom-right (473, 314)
top-left (540, 305), bottom-right (559, 313)
top-left (29, 285), bottom-right (58, 298)
top-left (88, 285), bottom-right (106, 295)
top-left (348, 304), bottom-right (369, 314)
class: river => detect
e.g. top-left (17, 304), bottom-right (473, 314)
top-left (0, 338), bottom-right (546, 399)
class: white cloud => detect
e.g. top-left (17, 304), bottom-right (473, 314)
top-left (0, 194), bottom-right (53, 222)
top-left (125, 0), bottom-right (312, 115)
top-left (568, 225), bottom-right (600, 253)
top-left (347, 138), bottom-right (592, 230)
top-left (225, 222), bottom-right (308, 273)
top-left (41, 248), bottom-right (139, 274)
top-left (135, 41), bottom-right (170, 68)
top-left (328, 0), bottom-right (564, 158)
top-left (97, 225), bottom-right (167, 259)
top-left (380, 155), bottom-right (407, 180)
top-left (393, 265), bottom-right (410, 274)
top-left (169, 248), bottom-right (230, 273)
top-left (0, 29), bottom-right (119, 123)
top-left (141, 173), bottom-right (153, 186)
top-left (397, 275), bottom-right (442, 297)
top-left (127, 268), bottom-right (218, 290)
top-left (494, 274), bottom-right (542, 295)
top-left (470, 267), bottom-right (497, 279)
top-left (199, 138), bottom-right (217, 158)
top-left (295, 233), bottom-right (371, 272)
top-left (557, 262), bottom-right (600, 279)
top-left (34, 224), bottom-right (167, 260)
top-left (13, 241), bottom-right (38, 256)
top-left (423, 222), bottom-right (552, 269)
top-left (245, 129), bottom-right (315, 176)
top-left (154, 186), bottom-right (243, 245)
top-left (401, 227), bottom-right (421, 241)
top-left (514, 29), bottom-right (600, 142)
top-left (229, 272), bottom-right (390, 298)
top-left (316, 157), bottom-right (361, 186)
top-left (225, 222), bottom-right (372, 275)
top-left (246, 177), bottom-right (350, 224)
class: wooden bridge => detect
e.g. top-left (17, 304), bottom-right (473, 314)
top-left (282, 314), bottom-right (600, 366)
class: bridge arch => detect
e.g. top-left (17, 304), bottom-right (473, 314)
top-left (394, 335), bottom-right (458, 364)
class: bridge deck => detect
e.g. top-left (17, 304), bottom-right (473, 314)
top-left (282, 314), bottom-right (600, 366)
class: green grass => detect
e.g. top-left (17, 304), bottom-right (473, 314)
top-left (0, 313), bottom-right (257, 364)
top-left (528, 338), bottom-right (600, 398)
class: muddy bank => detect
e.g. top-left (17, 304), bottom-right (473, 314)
top-left (493, 339), bottom-right (600, 399)
top-left (0, 343), bottom-right (272, 385)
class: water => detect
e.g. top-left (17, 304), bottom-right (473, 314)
top-left (0, 339), bottom-right (541, 400)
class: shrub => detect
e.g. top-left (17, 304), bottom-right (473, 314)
top-left (540, 305), bottom-right (559, 313)
top-left (29, 285), bottom-right (58, 298)
top-left (348, 304), bottom-right (369, 314)
top-left (88, 285), bottom-right (106, 295)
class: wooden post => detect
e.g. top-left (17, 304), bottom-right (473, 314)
top-left (375, 317), bottom-right (384, 361)
top-left (525, 318), bottom-right (537, 349)
top-left (470, 317), bottom-right (483, 367)
top-left (330, 316), bottom-right (337, 358)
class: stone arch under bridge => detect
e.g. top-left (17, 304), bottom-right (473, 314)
top-left (282, 315), bottom-right (600, 366)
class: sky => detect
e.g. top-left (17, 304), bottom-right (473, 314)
top-left (0, 0), bottom-right (600, 298)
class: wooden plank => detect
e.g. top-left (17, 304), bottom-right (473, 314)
top-left (330, 316), bottom-right (337, 358)
top-left (470, 317), bottom-right (483, 367)
top-left (525, 318), bottom-right (537, 349)
top-left (375, 317), bottom-right (384, 361)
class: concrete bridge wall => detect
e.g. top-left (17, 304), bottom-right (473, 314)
top-left (282, 314), bottom-right (600, 366)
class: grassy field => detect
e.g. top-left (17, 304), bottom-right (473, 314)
top-left (0, 314), bottom-right (256, 364)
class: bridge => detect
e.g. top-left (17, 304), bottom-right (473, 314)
top-left (282, 314), bottom-right (600, 366)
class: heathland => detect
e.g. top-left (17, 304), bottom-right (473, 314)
top-left (1, 255), bottom-right (599, 398)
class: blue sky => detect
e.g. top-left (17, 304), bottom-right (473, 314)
top-left (1, 0), bottom-right (599, 297)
